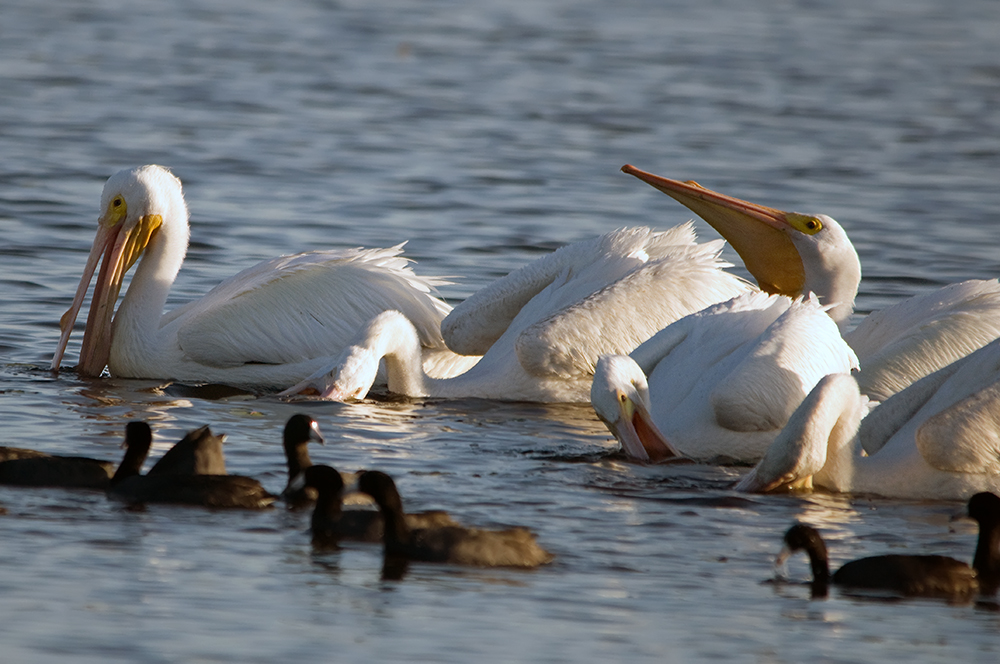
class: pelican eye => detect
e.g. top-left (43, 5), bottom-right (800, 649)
top-left (105, 195), bottom-right (128, 225)
top-left (787, 212), bottom-right (823, 236)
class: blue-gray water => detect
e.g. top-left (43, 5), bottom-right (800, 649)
top-left (2, 0), bottom-right (1000, 661)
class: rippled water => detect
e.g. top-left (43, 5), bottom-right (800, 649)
top-left (2, 0), bottom-right (1000, 661)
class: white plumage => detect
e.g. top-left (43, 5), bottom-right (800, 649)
top-left (736, 337), bottom-right (1000, 500)
top-left (622, 165), bottom-right (1000, 402)
top-left (591, 291), bottom-right (859, 463)
top-left (284, 225), bottom-right (752, 402)
top-left (51, 165), bottom-right (475, 388)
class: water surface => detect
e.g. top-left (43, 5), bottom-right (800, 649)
top-left (2, 0), bottom-right (1000, 661)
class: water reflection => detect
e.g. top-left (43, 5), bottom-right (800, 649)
top-left (789, 494), bottom-right (864, 533)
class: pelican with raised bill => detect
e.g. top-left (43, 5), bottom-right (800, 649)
top-left (51, 165), bottom-right (478, 388)
top-left (736, 337), bottom-right (1000, 500)
top-left (283, 224), bottom-right (753, 402)
top-left (622, 165), bottom-right (1000, 402)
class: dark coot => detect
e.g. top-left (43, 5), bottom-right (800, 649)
top-left (0, 422), bottom-right (151, 489)
top-left (146, 425), bottom-right (227, 476)
top-left (108, 424), bottom-right (274, 510)
top-left (356, 470), bottom-right (554, 568)
top-left (280, 416), bottom-right (372, 510)
top-left (0, 447), bottom-right (51, 462)
top-left (970, 491), bottom-right (1000, 594)
top-left (281, 414), bottom-right (325, 508)
top-left (110, 474), bottom-right (276, 509)
top-left (298, 465), bottom-right (457, 546)
top-left (778, 492), bottom-right (1000, 599)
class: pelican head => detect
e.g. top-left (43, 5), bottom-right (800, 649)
top-left (319, 343), bottom-right (383, 401)
top-left (734, 373), bottom-right (867, 493)
top-left (621, 165), bottom-right (860, 327)
top-left (52, 165), bottom-right (189, 376)
top-left (591, 354), bottom-right (681, 462)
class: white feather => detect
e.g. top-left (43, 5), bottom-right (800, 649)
top-left (295, 225), bottom-right (750, 402)
top-left (739, 338), bottom-right (1000, 499)
top-left (54, 165), bottom-right (468, 389)
top-left (622, 167), bottom-right (1000, 404)
top-left (592, 291), bottom-right (859, 462)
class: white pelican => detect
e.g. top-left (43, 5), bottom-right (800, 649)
top-left (622, 165), bottom-right (1000, 401)
top-left (591, 291), bottom-right (859, 463)
top-left (283, 225), bottom-right (752, 402)
top-left (736, 337), bottom-right (1000, 500)
top-left (51, 165), bottom-right (477, 388)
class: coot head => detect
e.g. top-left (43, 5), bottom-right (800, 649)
top-left (301, 464), bottom-right (345, 545)
top-left (357, 470), bottom-right (404, 512)
top-left (782, 523), bottom-right (827, 555)
top-left (302, 464), bottom-right (344, 496)
top-left (124, 421), bottom-right (152, 450)
top-left (110, 421), bottom-right (154, 485)
top-left (968, 492), bottom-right (1000, 524)
top-left (282, 415), bottom-right (326, 507)
top-left (778, 523), bottom-right (831, 595)
top-left (283, 414), bottom-right (325, 454)
top-left (968, 491), bottom-right (1000, 594)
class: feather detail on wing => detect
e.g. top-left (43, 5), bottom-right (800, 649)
top-left (441, 224), bottom-right (721, 356)
top-left (916, 381), bottom-right (1000, 475)
top-left (912, 338), bottom-right (1000, 474)
top-left (514, 239), bottom-right (750, 378)
top-left (174, 245), bottom-right (452, 368)
top-left (711, 295), bottom-right (859, 433)
top-left (856, 356), bottom-right (966, 456)
top-left (847, 279), bottom-right (1000, 401)
top-left (631, 290), bottom-right (786, 376)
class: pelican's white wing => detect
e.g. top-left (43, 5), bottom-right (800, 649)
top-left (514, 237), bottom-right (750, 378)
top-left (710, 295), bottom-right (860, 433)
top-left (639, 291), bottom-right (793, 383)
top-left (916, 381), bottom-right (1000, 474)
top-left (172, 245), bottom-right (452, 368)
top-left (912, 338), bottom-right (1000, 474)
top-left (855, 351), bottom-right (972, 456)
top-left (638, 292), bottom-right (858, 462)
top-left (442, 224), bottom-right (721, 356)
top-left (846, 281), bottom-right (1000, 402)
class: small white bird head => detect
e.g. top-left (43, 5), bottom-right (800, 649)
top-left (591, 354), bottom-right (681, 463)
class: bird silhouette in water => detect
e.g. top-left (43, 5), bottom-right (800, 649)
top-left (777, 492), bottom-right (1000, 600)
